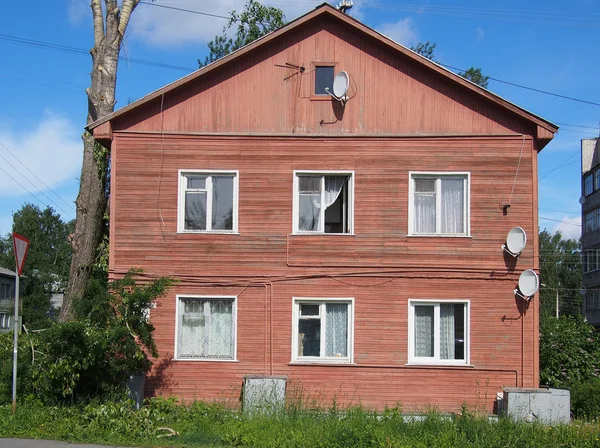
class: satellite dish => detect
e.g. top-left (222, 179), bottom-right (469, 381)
top-left (503, 226), bottom-right (527, 257)
top-left (579, 196), bottom-right (586, 205)
top-left (325, 71), bottom-right (350, 105)
top-left (514, 269), bottom-right (539, 300)
top-left (580, 286), bottom-right (587, 296)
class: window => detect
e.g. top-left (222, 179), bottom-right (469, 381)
top-left (585, 173), bottom-right (594, 196)
top-left (595, 170), bottom-right (600, 191)
top-left (409, 172), bottom-right (470, 236)
top-left (584, 208), bottom-right (600, 234)
top-left (586, 291), bottom-right (600, 311)
top-left (293, 171), bottom-right (354, 234)
top-left (408, 300), bottom-right (469, 365)
top-left (176, 296), bottom-right (236, 360)
top-left (292, 298), bottom-right (354, 363)
top-left (314, 65), bottom-right (335, 95)
top-left (178, 170), bottom-right (238, 233)
top-left (584, 248), bottom-right (600, 273)
top-left (0, 313), bottom-right (11, 329)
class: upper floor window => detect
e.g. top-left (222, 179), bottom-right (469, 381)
top-left (314, 65), bottom-right (335, 95)
top-left (584, 208), bottom-right (600, 235)
top-left (408, 300), bottom-right (469, 365)
top-left (178, 170), bottom-right (238, 233)
top-left (292, 298), bottom-right (354, 363)
top-left (409, 172), bottom-right (470, 236)
top-left (293, 171), bottom-right (354, 234)
top-left (0, 283), bottom-right (13, 300)
top-left (176, 296), bottom-right (236, 360)
top-left (585, 173), bottom-right (594, 196)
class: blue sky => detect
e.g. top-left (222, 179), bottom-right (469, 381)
top-left (0, 0), bottom-right (598, 240)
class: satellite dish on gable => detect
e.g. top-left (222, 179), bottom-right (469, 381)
top-left (514, 269), bottom-right (539, 300)
top-left (502, 226), bottom-right (527, 257)
top-left (325, 71), bottom-right (350, 105)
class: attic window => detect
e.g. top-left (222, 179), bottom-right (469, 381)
top-left (314, 65), bottom-right (335, 95)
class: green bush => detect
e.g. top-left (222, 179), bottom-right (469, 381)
top-left (0, 270), bottom-right (174, 404)
top-left (539, 315), bottom-right (600, 389)
top-left (571, 379), bottom-right (600, 420)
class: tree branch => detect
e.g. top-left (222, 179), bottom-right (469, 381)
top-left (91, 0), bottom-right (104, 47)
top-left (118, 0), bottom-right (141, 37)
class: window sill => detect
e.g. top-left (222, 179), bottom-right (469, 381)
top-left (172, 358), bottom-right (239, 363)
top-left (405, 362), bottom-right (472, 368)
top-left (407, 234), bottom-right (472, 238)
top-left (177, 231), bottom-right (240, 235)
top-left (291, 233), bottom-right (356, 236)
top-left (288, 361), bottom-right (356, 366)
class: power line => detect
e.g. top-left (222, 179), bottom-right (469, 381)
top-left (555, 122), bottom-right (599, 130)
top-left (539, 216), bottom-right (582, 227)
top-left (0, 143), bottom-right (75, 219)
top-left (0, 140), bottom-right (77, 213)
top-left (539, 149), bottom-right (580, 179)
top-left (539, 208), bottom-right (581, 214)
top-left (0, 165), bottom-right (51, 212)
top-left (139, 1), bottom-right (230, 20)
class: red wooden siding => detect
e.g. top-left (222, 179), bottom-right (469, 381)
top-left (113, 17), bottom-right (534, 138)
top-left (111, 133), bottom-right (539, 413)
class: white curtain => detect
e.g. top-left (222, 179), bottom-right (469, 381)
top-left (325, 303), bottom-right (348, 357)
top-left (441, 178), bottom-right (464, 234)
top-left (439, 304), bottom-right (455, 360)
top-left (179, 299), bottom-right (233, 359)
top-left (299, 194), bottom-right (321, 230)
top-left (323, 176), bottom-right (345, 209)
top-left (414, 306), bottom-right (434, 357)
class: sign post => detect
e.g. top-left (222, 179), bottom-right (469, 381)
top-left (12, 233), bottom-right (29, 415)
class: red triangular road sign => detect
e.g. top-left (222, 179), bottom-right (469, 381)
top-left (12, 233), bottom-right (30, 276)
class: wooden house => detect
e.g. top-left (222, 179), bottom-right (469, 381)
top-left (88, 4), bottom-right (557, 413)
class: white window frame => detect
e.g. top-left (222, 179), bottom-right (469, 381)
top-left (0, 312), bottom-right (11, 329)
top-left (408, 171), bottom-right (470, 237)
top-left (292, 170), bottom-right (355, 235)
top-left (174, 295), bottom-right (238, 362)
top-left (291, 297), bottom-right (354, 364)
top-left (177, 170), bottom-right (239, 233)
top-left (408, 299), bottom-right (470, 366)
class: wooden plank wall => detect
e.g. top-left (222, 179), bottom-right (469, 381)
top-left (112, 133), bottom-right (538, 413)
top-left (114, 16), bottom-right (532, 137)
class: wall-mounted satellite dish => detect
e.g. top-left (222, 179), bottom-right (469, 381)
top-left (502, 226), bottom-right (527, 257)
top-left (514, 269), bottom-right (539, 300)
top-left (325, 71), bottom-right (350, 105)
top-left (579, 196), bottom-right (586, 205)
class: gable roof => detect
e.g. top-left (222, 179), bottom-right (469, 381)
top-left (87, 3), bottom-right (557, 139)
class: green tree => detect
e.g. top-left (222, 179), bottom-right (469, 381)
top-left (538, 229), bottom-right (582, 317)
top-left (458, 67), bottom-right (490, 89)
top-left (410, 41), bottom-right (489, 88)
top-left (0, 204), bottom-right (73, 328)
top-left (198, 0), bottom-right (286, 68)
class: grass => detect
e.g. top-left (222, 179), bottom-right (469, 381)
top-left (1, 398), bottom-right (599, 447)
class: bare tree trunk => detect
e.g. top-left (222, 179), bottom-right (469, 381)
top-left (59, 0), bottom-right (140, 322)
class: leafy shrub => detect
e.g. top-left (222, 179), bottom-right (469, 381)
top-left (0, 270), bottom-right (174, 404)
top-left (571, 379), bottom-right (600, 420)
top-left (539, 315), bottom-right (600, 389)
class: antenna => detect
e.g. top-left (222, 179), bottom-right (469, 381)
top-left (325, 71), bottom-right (350, 105)
top-left (514, 269), bottom-right (539, 300)
top-left (502, 226), bottom-right (527, 257)
top-left (336, 0), bottom-right (353, 13)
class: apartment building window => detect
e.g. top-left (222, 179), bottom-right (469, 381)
top-left (584, 208), bottom-right (600, 234)
top-left (585, 291), bottom-right (600, 311)
top-left (584, 248), bottom-right (600, 273)
top-left (585, 173), bottom-right (594, 196)
top-left (292, 298), bottom-right (354, 363)
top-left (178, 170), bottom-right (238, 233)
top-left (408, 300), bottom-right (469, 365)
top-left (293, 171), bottom-right (354, 234)
top-left (409, 172), bottom-right (470, 236)
top-left (0, 313), bottom-right (11, 329)
top-left (176, 296), bottom-right (236, 360)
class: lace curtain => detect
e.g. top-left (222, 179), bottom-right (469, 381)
top-left (325, 303), bottom-right (348, 357)
top-left (179, 299), bottom-right (233, 359)
top-left (440, 178), bottom-right (464, 234)
top-left (439, 304), bottom-right (455, 360)
top-left (414, 305), bottom-right (434, 357)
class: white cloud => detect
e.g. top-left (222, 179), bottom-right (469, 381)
top-left (128, 0), bottom-right (317, 47)
top-left (376, 18), bottom-right (419, 48)
top-left (551, 216), bottom-right (582, 240)
top-left (0, 113), bottom-right (82, 203)
top-left (476, 26), bottom-right (484, 41)
top-left (68, 0), bottom-right (88, 25)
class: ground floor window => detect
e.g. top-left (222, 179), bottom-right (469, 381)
top-left (408, 300), bottom-right (469, 365)
top-left (292, 298), bottom-right (353, 363)
top-left (0, 312), bottom-right (11, 329)
top-left (176, 296), bottom-right (236, 360)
